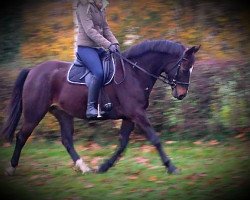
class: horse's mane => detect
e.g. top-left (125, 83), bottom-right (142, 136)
top-left (122, 39), bottom-right (185, 59)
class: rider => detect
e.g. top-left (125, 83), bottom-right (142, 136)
top-left (76, 0), bottom-right (119, 118)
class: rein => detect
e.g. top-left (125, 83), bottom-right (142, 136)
top-left (113, 51), bottom-right (190, 87)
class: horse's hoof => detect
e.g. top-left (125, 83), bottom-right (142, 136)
top-left (75, 158), bottom-right (93, 175)
top-left (168, 168), bottom-right (181, 175)
top-left (5, 165), bottom-right (16, 176)
top-left (82, 168), bottom-right (94, 175)
top-left (97, 163), bottom-right (109, 173)
top-left (74, 166), bottom-right (93, 175)
top-left (167, 165), bottom-right (181, 175)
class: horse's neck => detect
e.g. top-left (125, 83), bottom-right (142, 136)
top-left (136, 52), bottom-right (181, 77)
top-left (128, 52), bottom-right (164, 89)
top-left (135, 52), bottom-right (163, 73)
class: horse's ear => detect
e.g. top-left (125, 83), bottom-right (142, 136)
top-left (185, 45), bottom-right (201, 56)
top-left (193, 45), bottom-right (201, 53)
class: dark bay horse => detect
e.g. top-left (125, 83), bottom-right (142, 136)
top-left (1, 40), bottom-right (200, 175)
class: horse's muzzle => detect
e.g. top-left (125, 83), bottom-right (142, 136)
top-left (172, 89), bottom-right (186, 100)
top-left (177, 94), bottom-right (186, 100)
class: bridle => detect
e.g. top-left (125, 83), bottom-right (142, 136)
top-left (167, 56), bottom-right (190, 88)
top-left (113, 51), bottom-right (190, 87)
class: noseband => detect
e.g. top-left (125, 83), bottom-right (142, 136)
top-left (114, 51), bottom-right (190, 87)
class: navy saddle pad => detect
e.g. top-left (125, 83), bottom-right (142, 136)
top-left (67, 53), bottom-right (115, 86)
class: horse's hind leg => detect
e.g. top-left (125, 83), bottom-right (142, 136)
top-left (98, 119), bottom-right (134, 173)
top-left (6, 88), bottom-right (51, 175)
top-left (5, 121), bottom-right (39, 176)
top-left (5, 105), bottom-right (49, 175)
top-left (49, 107), bottom-right (91, 174)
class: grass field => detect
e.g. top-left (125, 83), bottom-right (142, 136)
top-left (0, 138), bottom-right (249, 200)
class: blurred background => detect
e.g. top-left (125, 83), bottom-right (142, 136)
top-left (0, 0), bottom-right (249, 142)
top-left (0, 1), bottom-right (249, 199)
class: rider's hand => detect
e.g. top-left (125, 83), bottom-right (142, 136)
top-left (109, 43), bottom-right (119, 53)
top-left (115, 43), bottom-right (120, 52)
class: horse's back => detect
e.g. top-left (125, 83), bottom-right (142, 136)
top-left (25, 60), bottom-right (70, 86)
top-left (31, 60), bottom-right (71, 74)
top-left (23, 60), bottom-right (87, 118)
top-left (22, 60), bottom-right (71, 108)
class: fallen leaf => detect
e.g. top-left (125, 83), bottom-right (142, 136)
top-left (128, 175), bottom-right (138, 180)
top-left (140, 145), bottom-right (155, 153)
top-left (112, 190), bottom-right (123, 195)
top-left (148, 176), bottom-right (158, 182)
top-left (142, 188), bottom-right (154, 193)
top-left (235, 133), bottom-right (245, 139)
top-left (187, 181), bottom-right (195, 185)
top-left (148, 165), bottom-right (161, 169)
top-left (227, 146), bottom-right (236, 151)
top-left (34, 181), bottom-right (46, 186)
top-left (134, 157), bottom-right (149, 165)
top-left (110, 145), bottom-right (117, 149)
top-left (53, 140), bottom-right (61, 145)
top-left (91, 157), bottom-right (103, 167)
top-left (165, 141), bottom-right (177, 144)
top-left (240, 137), bottom-right (248, 142)
top-left (160, 190), bottom-right (168, 195)
top-left (185, 173), bottom-right (207, 181)
top-left (232, 176), bottom-right (241, 179)
top-left (84, 183), bottom-right (94, 188)
top-left (71, 197), bottom-right (81, 200)
top-left (193, 140), bottom-right (203, 145)
top-left (156, 180), bottom-right (165, 184)
top-left (76, 145), bottom-right (89, 151)
top-left (2, 143), bottom-right (11, 148)
top-left (30, 175), bottom-right (40, 180)
top-left (208, 140), bottom-right (219, 146)
top-left (88, 143), bottom-right (102, 150)
top-left (102, 178), bottom-right (112, 183)
top-left (208, 179), bottom-right (216, 185)
top-left (197, 173), bottom-right (207, 177)
top-left (185, 174), bottom-right (198, 181)
top-left (170, 184), bottom-right (180, 190)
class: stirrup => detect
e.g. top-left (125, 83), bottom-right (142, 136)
top-left (86, 104), bottom-right (105, 119)
top-left (97, 104), bottom-right (102, 118)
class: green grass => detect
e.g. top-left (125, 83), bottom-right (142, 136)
top-left (0, 139), bottom-right (249, 200)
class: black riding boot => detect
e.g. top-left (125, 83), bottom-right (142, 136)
top-left (86, 76), bottom-right (101, 119)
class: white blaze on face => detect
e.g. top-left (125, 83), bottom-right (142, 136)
top-left (189, 65), bottom-right (194, 74)
top-left (186, 65), bottom-right (194, 93)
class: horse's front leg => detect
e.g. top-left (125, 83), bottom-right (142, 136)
top-left (133, 111), bottom-right (179, 174)
top-left (98, 119), bottom-right (134, 173)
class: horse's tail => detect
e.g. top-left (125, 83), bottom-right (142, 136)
top-left (1, 68), bottom-right (30, 143)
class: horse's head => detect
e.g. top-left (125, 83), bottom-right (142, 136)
top-left (166, 45), bottom-right (200, 100)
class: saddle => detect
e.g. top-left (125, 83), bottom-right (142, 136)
top-left (67, 52), bottom-right (115, 87)
top-left (67, 52), bottom-right (115, 117)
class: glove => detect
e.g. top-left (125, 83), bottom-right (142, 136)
top-left (108, 43), bottom-right (119, 53)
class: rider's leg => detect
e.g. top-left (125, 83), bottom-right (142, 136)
top-left (77, 46), bottom-right (104, 118)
